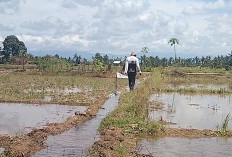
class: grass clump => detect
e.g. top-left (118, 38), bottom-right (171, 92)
top-left (218, 112), bottom-right (231, 136)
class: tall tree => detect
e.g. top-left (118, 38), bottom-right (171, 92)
top-left (3, 35), bottom-right (27, 62)
top-left (168, 38), bottom-right (179, 61)
top-left (141, 47), bottom-right (149, 66)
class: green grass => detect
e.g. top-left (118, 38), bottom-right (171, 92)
top-left (114, 144), bottom-right (128, 157)
top-left (100, 71), bottom-right (163, 136)
top-left (218, 112), bottom-right (231, 136)
top-left (166, 66), bottom-right (228, 74)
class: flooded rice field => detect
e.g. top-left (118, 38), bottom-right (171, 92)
top-left (138, 137), bottom-right (232, 157)
top-left (34, 94), bottom-right (119, 157)
top-left (0, 103), bottom-right (86, 134)
top-left (168, 83), bottom-right (230, 90)
top-left (149, 93), bottom-right (232, 130)
top-left (24, 86), bottom-right (92, 95)
top-left (138, 82), bottom-right (232, 157)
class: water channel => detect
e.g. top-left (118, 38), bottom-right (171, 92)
top-left (34, 94), bottom-right (119, 157)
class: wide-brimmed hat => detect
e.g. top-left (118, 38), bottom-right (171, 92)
top-left (131, 52), bottom-right (136, 56)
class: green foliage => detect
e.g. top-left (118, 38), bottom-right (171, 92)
top-left (141, 47), bottom-right (149, 67)
top-left (35, 56), bottom-right (72, 71)
top-left (141, 47), bottom-right (149, 54)
top-left (2, 35), bottom-right (27, 62)
top-left (168, 38), bottom-right (179, 60)
top-left (93, 58), bottom-right (106, 73)
top-left (114, 144), bottom-right (128, 157)
top-left (218, 112), bottom-right (231, 135)
top-left (100, 71), bottom-right (163, 136)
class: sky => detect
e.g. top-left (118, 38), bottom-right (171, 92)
top-left (0, 0), bottom-right (232, 58)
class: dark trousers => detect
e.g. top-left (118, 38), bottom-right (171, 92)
top-left (128, 72), bottom-right (136, 91)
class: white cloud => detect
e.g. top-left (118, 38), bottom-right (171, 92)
top-left (0, 0), bottom-right (231, 57)
top-left (0, 23), bottom-right (15, 31)
top-left (0, 0), bottom-right (25, 14)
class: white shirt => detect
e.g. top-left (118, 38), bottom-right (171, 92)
top-left (124, 56), bottom-right (141, 74)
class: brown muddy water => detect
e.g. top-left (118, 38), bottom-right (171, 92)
top-left (138, 137), bottom-right (232, 157)
top-left (149, 93), bottom-right (232, 130)
top-left (34, 94), bottom-right (119, 157)
top-left (0, 103), bottom-right (86, 134)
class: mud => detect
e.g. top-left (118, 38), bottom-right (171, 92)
top-left (34, 94), bottom-right (120, 157)
top-left (138, 137), bottom-right (232, 157)
top-left (90, 128), bottom-right (138, 157)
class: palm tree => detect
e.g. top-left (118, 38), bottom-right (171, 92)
top-left (168, 38), bottom-right (179, 61)
top-left (141, 47), bottom-right (149, 66)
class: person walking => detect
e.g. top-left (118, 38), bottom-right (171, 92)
top-left (124, 52), bottom-right (141, 91)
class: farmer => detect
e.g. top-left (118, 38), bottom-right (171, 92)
top-left (124, 52), bottom-right (141, 91)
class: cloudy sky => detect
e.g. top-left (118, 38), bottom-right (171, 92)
top-left (0, 0), bottom-right (231, 57)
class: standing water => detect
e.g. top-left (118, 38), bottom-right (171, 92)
top-left (0, 103), bottom-right (86, 135)
top-left (149, 93), bottom-right (232, 130)
top-left (34, 94), bottom-right (120, 157)
top-left (138, 137), bottom-right (232, 157)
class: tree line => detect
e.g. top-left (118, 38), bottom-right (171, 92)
top-left (1, 35), bottom-right (232, 71)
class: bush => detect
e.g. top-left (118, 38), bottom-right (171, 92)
top-left (35, 56), bottom-right (72, 71)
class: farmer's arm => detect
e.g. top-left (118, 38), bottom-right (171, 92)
top-left (136, 58), bottom-right (141, 73)
top-left (124, 58), bottom-right (128, 74)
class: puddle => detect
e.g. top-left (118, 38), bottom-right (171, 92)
top-left (34, 94), bottom-right (120, 157)
top-left (24, 86), bottom-right (92, 95)
top-left (149, 93), bottom-right (232, 130)
top-left (0, 103), bottom-right (86, 135)
top-left (138, 137), bottom-right (232, 157)
top-left (168, 83), bottom-right (229, 91)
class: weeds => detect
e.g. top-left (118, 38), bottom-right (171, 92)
top-left (0, 72), bottom-right (127, 105)
top-left (114, 144), bottom-right (128, 157)
top-left (218, 112), bottom-right (231, 135)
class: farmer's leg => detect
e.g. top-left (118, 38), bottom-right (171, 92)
top-left (130, 73), bottom-right (136, 90)
top-left (128, 73), bottom-right (133, 90)
top-left (128, 72), bottom-right (136, 90)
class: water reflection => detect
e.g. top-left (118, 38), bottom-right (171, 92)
top-left (168, 83), bottom-right (230, 91)
top-left (0, 103), bottom-right (86, 135)
top-left (138, 137), bottom-right (232, 157)
top-left (149, 93), bottom-right (232, 130)
top-left (34, 94), bottom-right (120, 157)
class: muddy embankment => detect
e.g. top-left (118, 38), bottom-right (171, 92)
top-left (0, 96), bottom-right (107, 157)
top-left (90, 71), bottom-right (232, 157)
